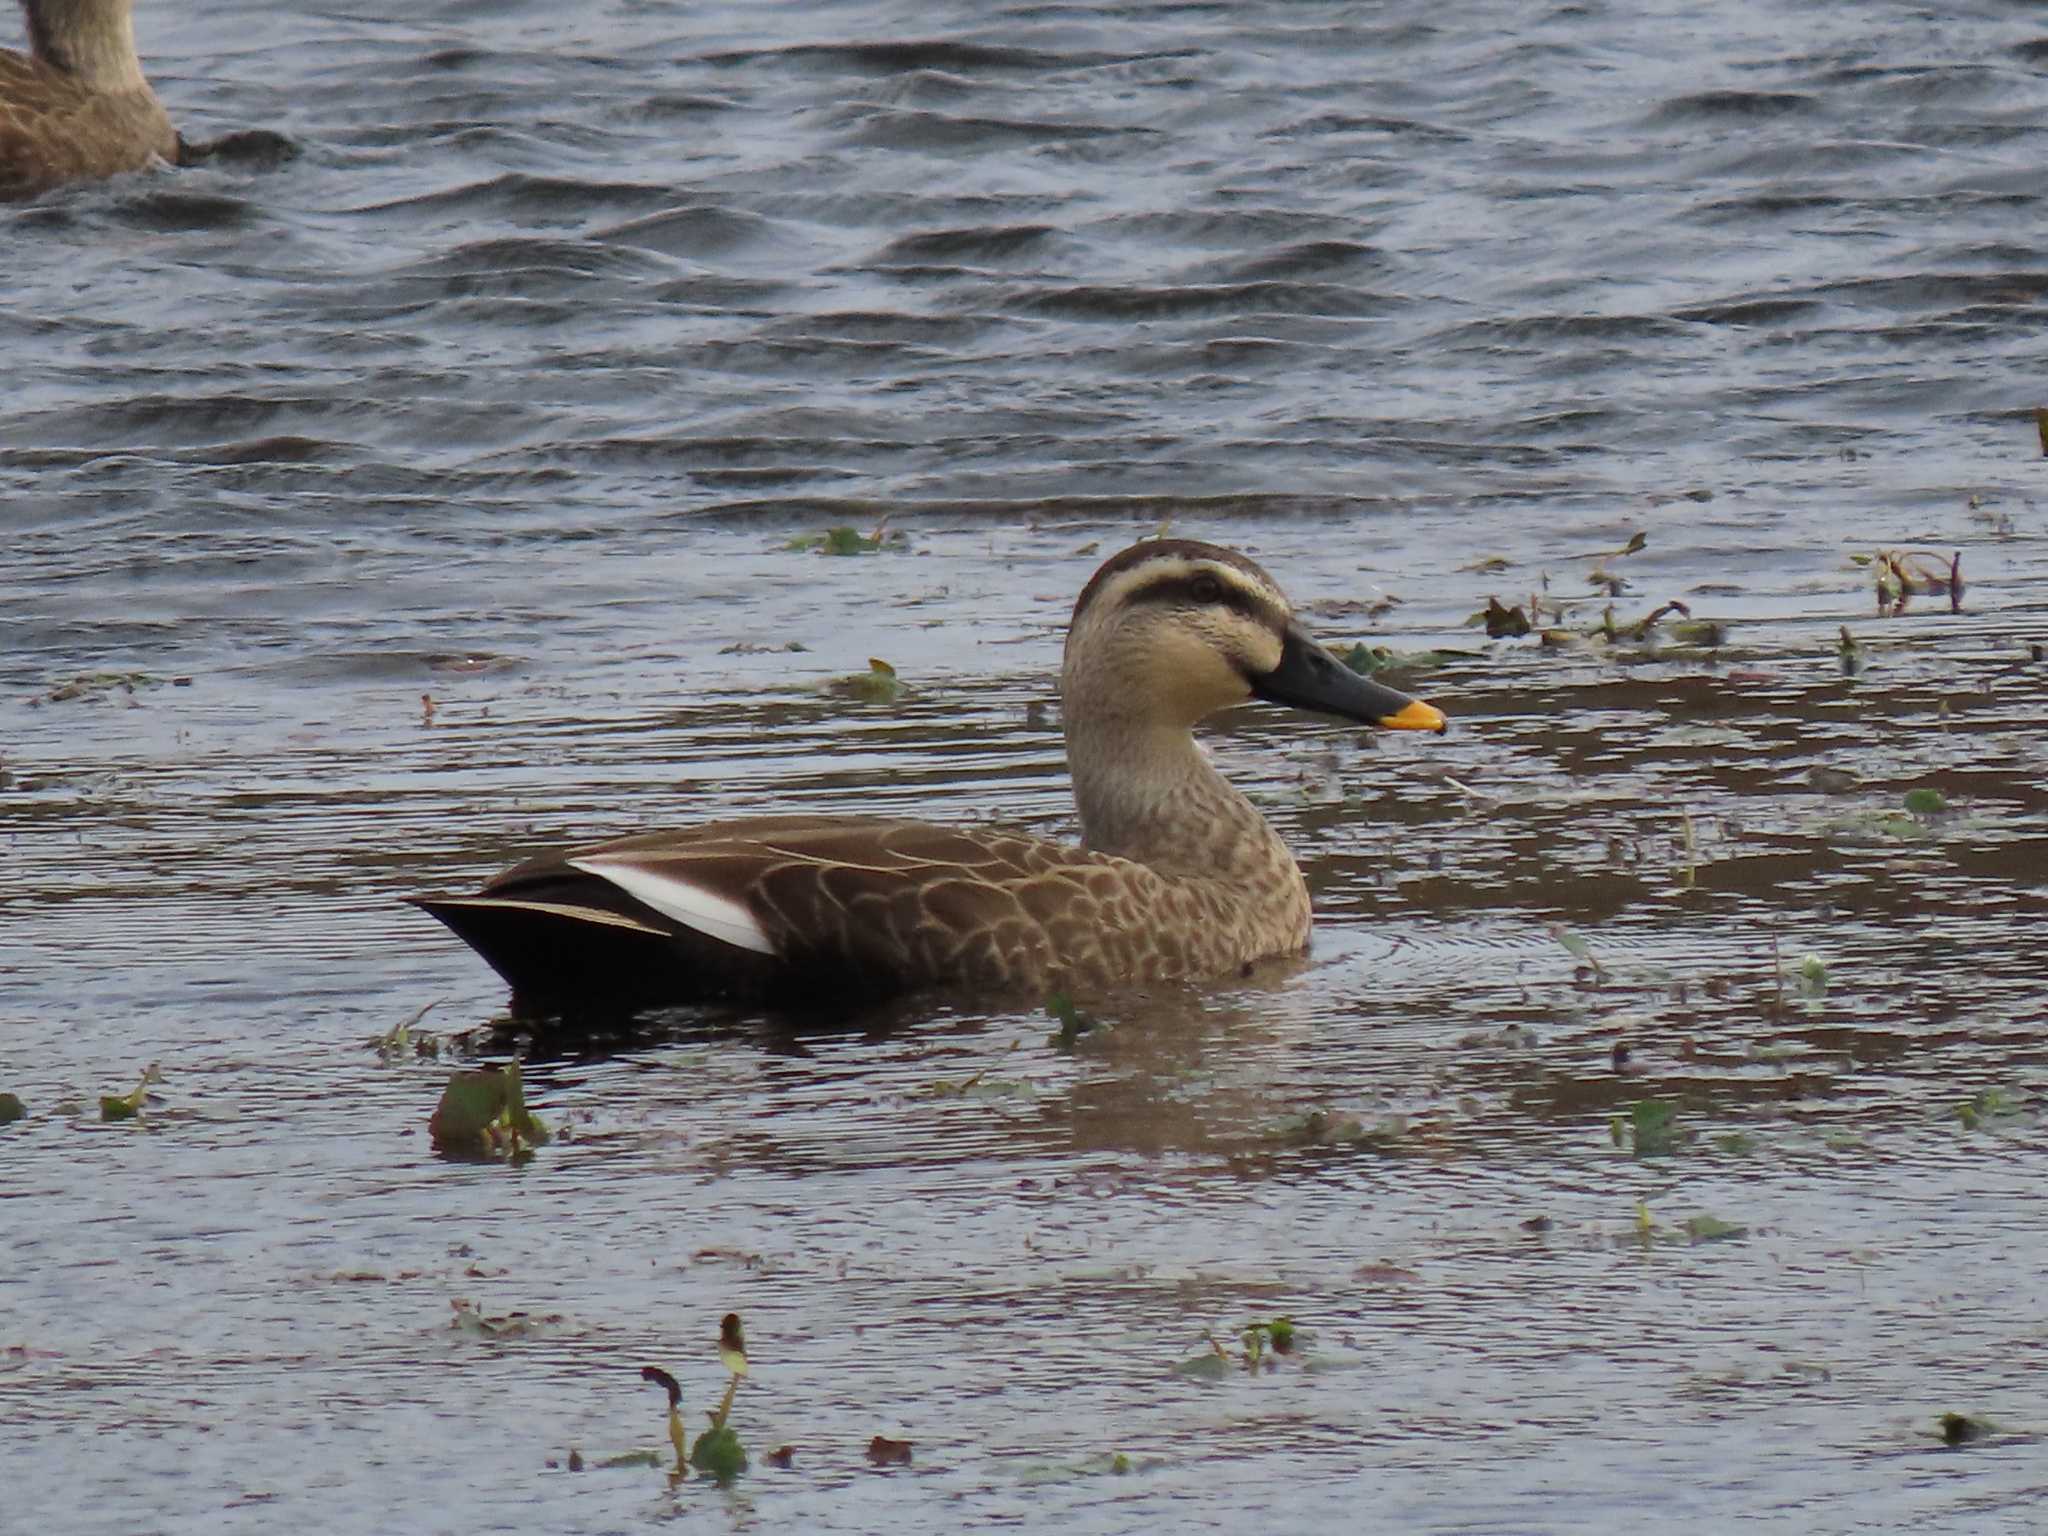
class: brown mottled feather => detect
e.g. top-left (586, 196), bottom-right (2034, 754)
top-left (422, 815), bottom-right (1307, 1010)
top-left (0, 2), bottom-right (177, 200)
top-left (410, 539), bottom-right (1445, 1014)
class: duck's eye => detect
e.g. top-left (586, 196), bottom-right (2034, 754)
top-left (1189, 573), bottom-right (1225, 605)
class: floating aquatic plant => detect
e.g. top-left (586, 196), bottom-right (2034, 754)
top-left (640, 1365), bottom-right (689, 1472)
top-left (824, 657), bottom-right (903, 705)
top-left (691, 1312), bottom-right (752, 1481)
top-left (1046, 993), bottom-right (1105, 1049)
top-left (1955, 1087), bottom-right (2022, 1132)
top-left (636, 1322), bottom-right (751, 1484)
top-left (786, 518), bottom-right (901, 555)
top-left (1681, 1214), bottom-right (1746, 1244)
top-left (1175, 1317), bottom-right (1306, 1378)
top-left (428, 1062), bottom-right (548, 1157)
top-left (1611, 1098), bottom-right (1684, 1158)
top-left (99, 1063), bottom-right (162, 1122)
top-left (373, 1000), bottom-right (445, 1060)
top-left (1852, 548), bottom-right (1963, 616)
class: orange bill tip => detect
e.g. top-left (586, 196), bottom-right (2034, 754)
top-left (1378, 698), bottom-right (1448, 733)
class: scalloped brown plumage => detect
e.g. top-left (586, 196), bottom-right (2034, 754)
top-left (0, 0), bottom-right (177, 200)
top-left (410, 540), bottom-right (1448, 1014)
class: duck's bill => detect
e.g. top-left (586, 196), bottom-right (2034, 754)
top-left (1249, 623), bottom-right (1448, 732)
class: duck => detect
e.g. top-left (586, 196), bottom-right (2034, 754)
top-left (1, 0), bottom-right (178, 200)
top-left (409, 538), bottom-right (1447, 1013)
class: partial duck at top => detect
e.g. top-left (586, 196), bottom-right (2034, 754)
top-left (1, 0), bottom-right (177, 199)
top-left (409, 538), bottom-right (1448, 1015)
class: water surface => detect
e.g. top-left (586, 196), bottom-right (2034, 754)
top-left (5, 1), bottom-right (2048, 1531)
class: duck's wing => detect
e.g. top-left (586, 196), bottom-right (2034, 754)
top-left (409, 815), bottom-right (1159, 1011)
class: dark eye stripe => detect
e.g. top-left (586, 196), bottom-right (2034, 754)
top-left (1124, 571), bottom-right (1278, 627)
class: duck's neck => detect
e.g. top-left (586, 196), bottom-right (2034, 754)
top-left (23, 0), bottom-right (148, 92)
top-left (1064, 710), bottom-right (1297, 890)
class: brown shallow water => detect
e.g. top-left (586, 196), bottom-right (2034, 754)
top-left (8, 0), bottom-right (2048, 1529)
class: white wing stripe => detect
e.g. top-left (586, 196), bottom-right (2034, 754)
top-left (567, 857), bottom-right (778, 956)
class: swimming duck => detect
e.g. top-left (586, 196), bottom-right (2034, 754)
top-left (409, 539), bottom-right (1447, 1011)
top-left (0, 0), bottom-right (177, 199)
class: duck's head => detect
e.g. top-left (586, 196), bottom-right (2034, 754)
top-left (1063, 538), bottom-right (1446, 734)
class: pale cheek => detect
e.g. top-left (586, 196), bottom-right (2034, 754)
top-left (1152, 641), bottom-right (1249, 719)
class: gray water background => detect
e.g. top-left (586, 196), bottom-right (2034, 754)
top-left (5, 1), bottom-right (2048, 1531)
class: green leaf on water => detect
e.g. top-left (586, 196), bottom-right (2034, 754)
top-left (0, 1092), bottom-right (25, 1126)
top-left (99, 1063), bottom-right (162, 1122)
top-left (824, 657), bottom-right (902, 705)
top-left (1902, 787), bottom-right (1948, 817)
top-left (1955, 1087), bottom-right (2021, 1132)
top-left (1046, 993), bottom-right (1104, 1049)
top-left (1668, 618), bottom-right (1728, 647)
top-left (1714, 1132), bottom-right (1757, 1156)
top-left (1621, 1098), bottom-right (1683, 1158)
top-left (689, 1424), bottom-right (747, 1482)
top-left (918, 1064), bottom-right (1033, 1101)
top-left (594, 1449), bottom-right (668, 1469)
top-left (1237, 1316), bottom-right (1298, 1365)
top-left (1172, 1350), bottom-right (1231, 1380)
top-left (428, 1062), bottom-right (549, 1156)
top-left (1682, 1214), bottom-right (1747, 1244)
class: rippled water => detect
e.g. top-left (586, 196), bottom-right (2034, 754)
top-left (6, 1), bottom-right (2048, 1531)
